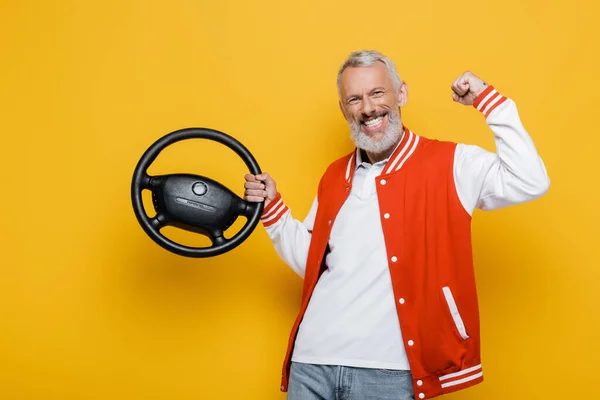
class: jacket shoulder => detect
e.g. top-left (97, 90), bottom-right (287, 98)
top-left (413, 135), bottom-right (458, 163)
top-left (316, 150), bottom-right (354, 193)
top-left (417, 135), bottom-right (458, 153)
top-left (317, 149), bottom-right (355, 179)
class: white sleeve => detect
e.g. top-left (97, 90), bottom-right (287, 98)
top-left (260, 193), bottom-right (318, 278)
top-left (454, 86), bottom-right (550, 215)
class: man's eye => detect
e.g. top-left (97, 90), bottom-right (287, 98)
top-left (348, 98), bottom-right (358, 104)
top-left (374, 91), bottom-right (384, 95)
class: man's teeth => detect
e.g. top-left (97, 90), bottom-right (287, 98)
top-left (364, 116), bottom-right (383, 127)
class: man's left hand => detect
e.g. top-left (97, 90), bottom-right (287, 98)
top-left (451, 71), bottom-right (488, 106)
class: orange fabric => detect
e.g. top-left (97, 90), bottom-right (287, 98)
top-left (261, 193), bottom-right (288, 227)
top-left (472, 85), bottom-right (507, 118)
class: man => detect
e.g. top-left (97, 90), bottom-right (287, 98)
top-left (244, 50), bottom-right (549, 400)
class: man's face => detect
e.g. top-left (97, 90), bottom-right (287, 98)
top-left (339, 62), bottom-right (407, 154)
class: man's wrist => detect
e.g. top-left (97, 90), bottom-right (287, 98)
top-left (472, 85), bottom-right (508, 117)
top-left (470, 81), bottom-right (488, 98)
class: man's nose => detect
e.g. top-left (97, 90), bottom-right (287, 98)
top-left (361, 97), bottom-right (375, 115)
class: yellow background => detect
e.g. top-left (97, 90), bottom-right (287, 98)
top-left (1, 0), bottom-right (598, 399)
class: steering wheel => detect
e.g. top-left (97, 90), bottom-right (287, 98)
top-left (131, 127), bottom-right (264, 258)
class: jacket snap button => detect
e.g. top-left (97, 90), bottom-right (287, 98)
top-left (328, 220), bottom-right (332, 225)
top-left (419, 393), bottom-right (425, 399)
top-left (408, 340), bottom-right (414, 346)
top-left (380, 179), bottom-right (387, 185)
top-left (417, 380), bottom-right (423, 386)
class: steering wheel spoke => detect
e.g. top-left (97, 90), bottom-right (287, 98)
top-left (139, 172), bottom-right (152, 190)
top-left (241, 200), bottom-right (261, 219)
top-left (150, 212), bottom-right (168, 229)
top-left (208, 229), bottom-right (228, 247)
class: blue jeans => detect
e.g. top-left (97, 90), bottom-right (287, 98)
top-left (287, 362), bottom-right (415, 400)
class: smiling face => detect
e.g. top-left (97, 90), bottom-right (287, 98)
top-left (338, 61), bottom-right (407, 156)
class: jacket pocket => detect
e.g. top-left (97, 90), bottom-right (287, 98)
top-left (442, 286), bottom-right (469, 340)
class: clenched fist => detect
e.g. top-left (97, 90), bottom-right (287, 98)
top-left (451, 71), bottom-right (488, 106)
top-left (244, 173), bottom-right (278, 207)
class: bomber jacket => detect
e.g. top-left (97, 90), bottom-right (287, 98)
top-left (260, 86), bottom-right (550, 398)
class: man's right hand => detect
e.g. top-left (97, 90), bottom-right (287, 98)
top-left (244, 173), bottom-right (278, 207)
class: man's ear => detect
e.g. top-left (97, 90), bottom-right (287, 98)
top-left (397, 81), bottom-right (408, 107)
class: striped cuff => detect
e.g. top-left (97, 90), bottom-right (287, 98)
top-left (261, 192), bottom-right (289, 227)
top-left (473, 85), bottom-right (508, 118)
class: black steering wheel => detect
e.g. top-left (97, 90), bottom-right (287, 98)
top-left (131, 127), bottom-right (264, 258)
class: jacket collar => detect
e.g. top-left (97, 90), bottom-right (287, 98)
top-left (345, 126), bottom-right (420, 183)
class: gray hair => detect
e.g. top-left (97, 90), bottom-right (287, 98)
top-left (336, 50), bottom-right (401, 97)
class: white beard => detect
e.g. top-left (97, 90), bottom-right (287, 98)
top-left (349, 108), bottom-right (403, 155)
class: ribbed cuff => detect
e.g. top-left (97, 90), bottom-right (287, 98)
top-left (261, 192), bottom-right (289, 227)
top-left (473, 85), bottom-right (508, 117)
